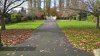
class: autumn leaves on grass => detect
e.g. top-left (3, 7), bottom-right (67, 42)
top-left (64, 28), bottom-right (100, 52)
top-left (57, 20), bottom-right (100, 52)
top-left (1, 29), bottom-right (33, 46)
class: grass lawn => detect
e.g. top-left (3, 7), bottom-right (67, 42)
top-left (0, 20), bottom-right (44, 29)
top-left (57, 20), bottom-right (100, 52)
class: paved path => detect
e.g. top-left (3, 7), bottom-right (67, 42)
top-left (0, 20), bottom-right (93, 56)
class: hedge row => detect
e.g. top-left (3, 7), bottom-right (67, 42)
top-left (0, 13), bottom-right (33, 24)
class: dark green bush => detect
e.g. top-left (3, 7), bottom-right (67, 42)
top-left (11, 13), bottom-right (22, 23)
top-left (27, 16), bottom-right (33, 20)
top-left (78, 12), bottom-right (87, 21)
top-left (16, 14), bottom-right (22, 22)
top-left (4, 13), bottom-right (11, 24)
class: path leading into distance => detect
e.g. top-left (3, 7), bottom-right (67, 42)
top-left (0, 20), bottom-right (93, 56)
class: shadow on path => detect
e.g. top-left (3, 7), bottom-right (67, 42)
top-left (0, 47), bottom-right (36, 51)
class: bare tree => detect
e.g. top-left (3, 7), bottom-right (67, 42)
top-left (54, 0), bottom-right (57, 10)
top-left (68, 0), bottom-right (100, 29)
top-left (37, 0), bottom-right (41, 10)
top-left (28, 0), bottom-right (33, 16)
top-left (0, 0), bottom-right (26, 30)
top-left (59, 0), bottom-right (64, 11)
top-left (45, 0), bottom-right (51, 16)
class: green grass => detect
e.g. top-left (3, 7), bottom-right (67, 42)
top-left (0, 20), bottom-right (44, 29)
top-left (57, 20), bottom-right (100, 51)
top-left (57, 20), bottom-right (95, 29)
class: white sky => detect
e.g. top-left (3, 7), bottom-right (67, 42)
top-left (15, 0), bottom-right (59, 10)
top-left (14, 1), bottom-right (28, 11)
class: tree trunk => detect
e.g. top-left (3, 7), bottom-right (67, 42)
top-left (0, 17), bottom-right (4, 47)
top-left (79, 16), bottom-right (81, 21)
top-left (0, 30), bottom-right (2, 46)
top-left (46, 0), bottom-right (51, 16)
top-left (1, 17), bottom-right (6, 30)
top-left (96, 15), bottom-right (99, 29)
top-left (0, 31), bottom-right (3, 47)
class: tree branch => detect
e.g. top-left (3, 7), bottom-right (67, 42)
top-left (6, 0), bottom-right (18, 10)
top-left (80, 0), bottom-right (93, 10)
top-left (88, 0), bottom-right (95, 7)
top-left (0, 0), bottom-right (3, 6)
top-left (3, 0), bottom-right (8, 14)
top-left (6, 1), bottom-right (26, 13)
top-left (68, 7), bottom-right (93, 14)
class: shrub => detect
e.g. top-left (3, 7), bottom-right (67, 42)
top-left (11, 13), bottom-right (22, 23)
top-left (16, 14), bottom-right (22, 22)
top-left (78, 12), bottom-right (87, 21)
top-left (21, 17), bottom-right (28, 21)
top-left (4, 18), bottom-right (8, 23)
top-left (11, 14), bottom-right (17, 23)
top-left (4, 13), bottom-right (11, 24)
top-left (87, 15), bottom-right (96, 22)
top-left (27, 16), bottom-right (33, 20)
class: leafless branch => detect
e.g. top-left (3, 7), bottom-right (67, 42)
top-left (0, 0), bottom-right (3, 6)
top-left (3, 0), bottom-right (8, 14)
top-left (6, 1), bottom-right (26, 13)
top-left (80, 0), bottom-right (94, 10)
top-left (6, 0), bottom-right (18, 10)
top-left (68, 7), bottom-right (93, 14)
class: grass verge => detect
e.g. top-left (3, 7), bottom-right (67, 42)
top-left (57, 20), bottom-right (100, 52)
top-left (0, 20), bottom-right (44, 29)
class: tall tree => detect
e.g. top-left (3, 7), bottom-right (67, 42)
top-left (68, 0), bottom-right (100, 29)
top-left (28, 0), bottom-right (33, 16)
top-left (43, 0), bottom-right (46, 9)
top-left (37, 0), bottom-right (41, 10)
top-left (69, 0), bottom-right (79, 9)
top-left (54, 0), bottom-right (57, 10)
top-left (0, 0), bottom-right (26, 30)
top-left (59, 0), bottom-right (64, 11)
top-left (46, 0), bottom-right (51, 16)
top-left (0, 0), bottom-right (26, 47)
top-left (66, 0), bottom-right (70, 8)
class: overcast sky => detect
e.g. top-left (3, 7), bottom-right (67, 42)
top-left (14, 1), bottom-right (28, 11)
top-left (15, 0), bottom-right (59, 10)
